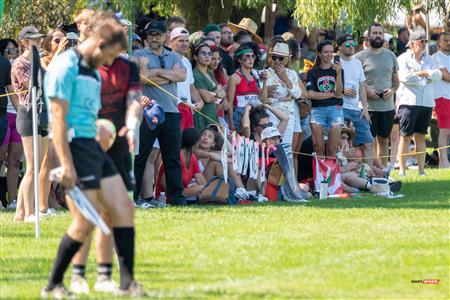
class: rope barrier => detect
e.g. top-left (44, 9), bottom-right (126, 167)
top-left (0, 90), bottom-right (28, 98)
top-left (142, 74), bottom-right (450, 162)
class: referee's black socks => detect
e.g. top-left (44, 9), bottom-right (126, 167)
top-left (47, 234), bottom-right (83, 290)
top-left (113, 227), bottom-right (135, 290)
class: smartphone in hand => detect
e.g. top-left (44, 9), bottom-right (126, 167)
top-left (334, 55), bottom-right (341, 64)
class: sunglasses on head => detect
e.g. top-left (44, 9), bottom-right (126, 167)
top-left (258, 122), bottom-right (273, 129)
top-left (199, 50), bottom-right (212, 57)
top-left (344, 41), bottom-right (357, 48)
top-left (271, 55), bottom-right (285, 61)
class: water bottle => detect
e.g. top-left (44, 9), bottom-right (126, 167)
top-left (319, 180), bottom-right (328, 200)
top-left (158, 192), bottom-right (167, 204)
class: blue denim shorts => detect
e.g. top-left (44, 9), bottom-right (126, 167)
top-left (233, 107), bottom-right (245, 133)
top-left (310, 105), bottom-right (344, 128)
top-left (343, 108), bottom-right (374, 146)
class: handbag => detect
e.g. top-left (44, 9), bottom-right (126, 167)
top-left (199, 176), bottom-right (237, 205)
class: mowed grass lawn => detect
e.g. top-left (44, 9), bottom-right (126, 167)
top-left (1, 169), bottom-right (449, 299)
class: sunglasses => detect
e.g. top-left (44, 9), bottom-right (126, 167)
top-left (415, 39), bottom-right (428, 44)
top-left (5, 48), bottom-right (18, 55)
top-left (271, 55), bottom-right (286, 61)
top-left (258, 122), bottom-right (273, 129)
top-left (199, 51), bottom-right (212, 57)
top-left (344, 41), bottom-right (358, 48)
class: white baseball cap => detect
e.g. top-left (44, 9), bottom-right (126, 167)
top-left (261, 127), bottom-right (282, 141)
top-left (170, 27), bottom-right (190, 41)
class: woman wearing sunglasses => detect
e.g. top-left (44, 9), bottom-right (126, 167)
top-left (192, 43), bottom-right (225, 129)
top-left (306, 39), bottom-right (344, 158)
top-left (209, 46), bottom-right (229, 128)
top-left (0, 39), bottom-right (21, 210)
top-left (263, 42), bottom-right (305, 150)
top-left (227, 45), bottom-right (266, 133)
top-left (41, 28), bottom-right (66, 69)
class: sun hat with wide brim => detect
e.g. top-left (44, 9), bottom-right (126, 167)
top-left (227, 18), bottom-right (264, 44)
top-left (269, 42), bottom-right (290, 57)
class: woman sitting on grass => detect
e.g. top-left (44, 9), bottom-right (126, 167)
top-left (338, 124), bottom-right (401, 193)
top-left (155, 128), bottom-right (207, 202)
top-left (194, 125), bottom-right (250, 200)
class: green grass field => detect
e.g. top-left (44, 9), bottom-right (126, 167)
top-left (1, 169), bottom-right (449, 299)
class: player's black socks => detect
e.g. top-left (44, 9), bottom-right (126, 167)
top-left (72, 264), bottom-right (86, 278)
top-left (98, 263), bottom-right (113, 279)
top-left (47, 234), bottom-right (83, 290)
top-left (113, 227), bottom-right (135, 290)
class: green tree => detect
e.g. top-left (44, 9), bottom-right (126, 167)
top-left (294, 0), bottom-right (449, 33)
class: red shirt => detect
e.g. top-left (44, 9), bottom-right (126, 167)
top-left (155, 152), bottom-right (201, 199)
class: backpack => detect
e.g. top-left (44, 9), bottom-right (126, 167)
top-left (199, 176), bottom-right (237, 205)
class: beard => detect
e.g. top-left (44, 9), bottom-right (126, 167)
top-left (221, 39), bottom-right (233, 47)
top-left (370, 38), bottom-right (384, 48)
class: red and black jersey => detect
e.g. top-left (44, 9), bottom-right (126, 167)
top-left (98, 56), bottom-right (141, 131)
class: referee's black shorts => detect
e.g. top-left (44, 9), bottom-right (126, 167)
top-left (69, 138), bottom-right (118, 190)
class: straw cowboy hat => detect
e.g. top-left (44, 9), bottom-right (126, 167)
top-left (227, 18), bottom-right (264, 44)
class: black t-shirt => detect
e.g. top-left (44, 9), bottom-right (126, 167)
top-left (306, 66), bottom-right (344, 107)
top-left (0, 56), bottom-right (12, 116)
top-left (396, 39), bottom-right (407, 56)
top-left (219, 47), bottom-right (236, 76)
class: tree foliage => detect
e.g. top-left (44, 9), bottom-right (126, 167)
top-left (294, 0), bottom-right (449, 33)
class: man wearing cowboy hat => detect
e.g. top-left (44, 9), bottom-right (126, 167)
top-left (227, 18), bottom-right (264, 45)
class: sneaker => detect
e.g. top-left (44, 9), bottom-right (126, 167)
top-left (247, 190), bottom-right (257, 197)
top-left (94, 275), bottom-right (119, 293)
top-left (24, 214), bottom-right (37, 223)
top-left (257, 194), bottom-right (268, 202)
top-left (148, 199), bottom-right (166, 208)
top-left (398, 171), bottom-right (406, 178)
top-left (41, 284), bottom-right (74, 299)
top-left (114, 281), bottom-right (147, 297)
top-left (69, 274), bottom-right (90, 294)
top-left (235, 187), bottom-right (249, 200)
top-left (136, 198), bottom-right (155, 209)
top-left (6, 200), bottom-right (16, 209)
top-left (39, 208), bottom-right (58, 218)
top-left (419, 171), bottom-right (427, 177)
top-left (389, 181), bottom-right (402, 193)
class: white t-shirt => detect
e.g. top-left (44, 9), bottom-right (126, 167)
top-left (432, 51), bottom-right (450, 99)
top-left (341, 57), bottom-right (366, 111)
top-left (176, 55), bottom-right (194, 105)
top-left (7, 96), bottom-right (17, 114)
